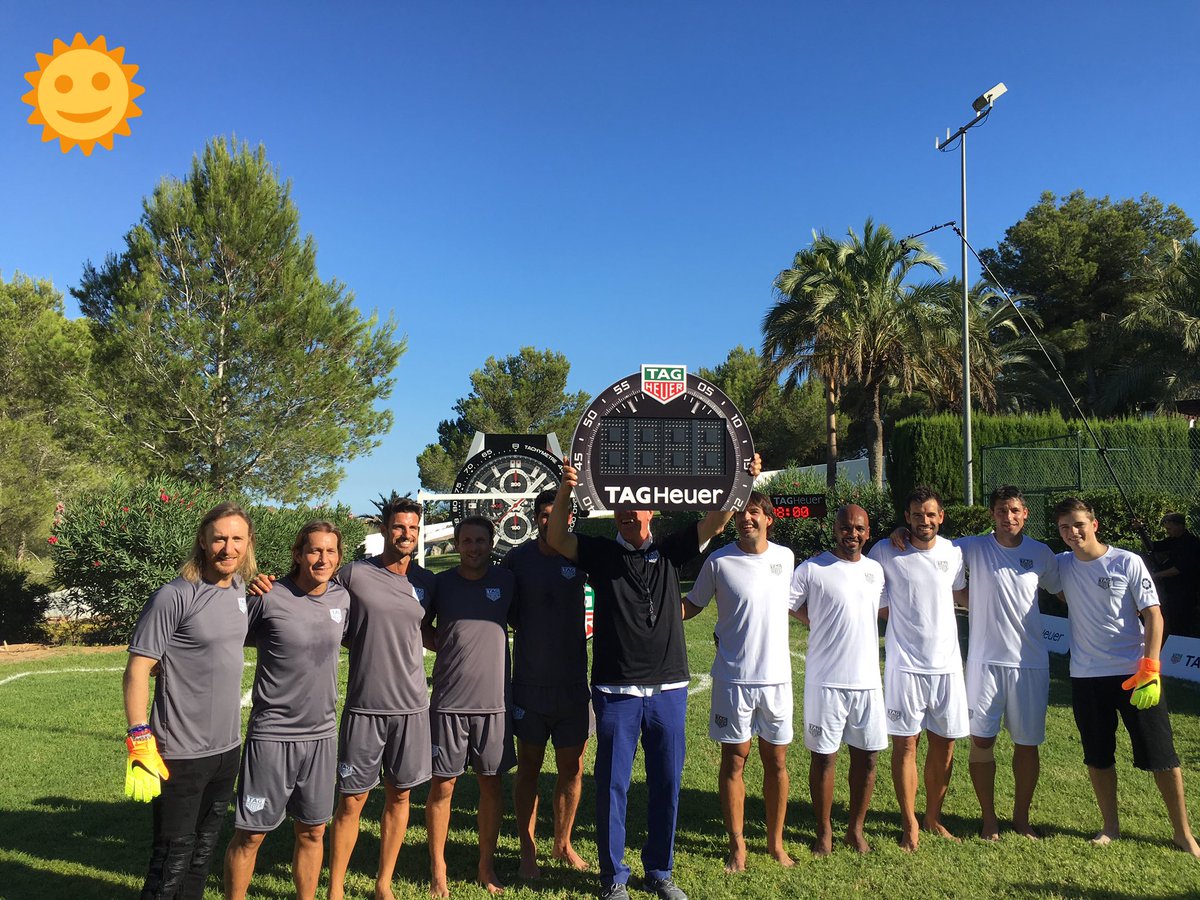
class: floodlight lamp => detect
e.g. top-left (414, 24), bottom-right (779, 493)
top-left (972, 82), bottom-right (1007, 113)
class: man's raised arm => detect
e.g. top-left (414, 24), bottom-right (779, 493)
top-left (548, 459), bottom-right (580, 562)
top-left (697, 453), bottom-right (762, 545)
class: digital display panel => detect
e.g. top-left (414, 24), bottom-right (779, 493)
top-left (769, 494), bottom-right (828, 519)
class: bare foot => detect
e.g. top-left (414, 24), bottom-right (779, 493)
top-left (979, 817), bottom-right (1001, 842)
top-left (922, 821), bottom-right (961, 844)
top-left (723, 836), bottom-right (747, 874)
top-left (1171, 834), bottom-right (1200, 859)
top-left (375, 881), bottom-right (396, 900)
top-left (517, 853), bottom-right (541, 880)
top-left (1011, 821), bottom-right (1040, 841)
top-left (478, 863), bottom-right (504, 896)
top-left (811, 833), bottom-right (833, 857)
top-left (551, 844), bottom-right (590, 871)
top-left (768, 846), bottom-right (795, 868)
top-left (898, 829), bottom-right (919, 853)
top-left (1090, 830), bottom-right (1119, 847)
top-left (428, 874), bottom-right (450, 899)
top-left (843, 832), bottom-right (871, 854)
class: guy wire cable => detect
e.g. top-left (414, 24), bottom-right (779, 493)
top-left (901, 222), bottom-right (1154, 554)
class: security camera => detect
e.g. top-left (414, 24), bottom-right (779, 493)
top-left (972, 82), bottom-right (1007, 113)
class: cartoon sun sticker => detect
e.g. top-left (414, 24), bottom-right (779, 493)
top-left (22, 33), bottom-right (144, 156)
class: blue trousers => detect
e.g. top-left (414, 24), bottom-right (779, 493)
top-left (592, 687), bottom-right (687, 888)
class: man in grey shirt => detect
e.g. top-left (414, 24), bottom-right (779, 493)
top-left (123, 503), bottom-right (255, 900)
top-left (328, 494), bottom-right (437, 900)
top-left (502, 488), bottom-right (591, 879)
top-left (424, 516), bottom-right (517, 898)
top-left (223, 520), bottom-right (351, 900)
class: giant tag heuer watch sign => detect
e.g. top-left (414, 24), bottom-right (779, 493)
top-left (570, 365), bottom-right (755, 512)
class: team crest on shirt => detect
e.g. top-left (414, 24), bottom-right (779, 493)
top-left (431, 745), bottom-right (441, 758)
top-left (237, 596), bottom-right (247, 614)
top-left (513, 706), bottom-right (525, 720)
top-left (562, 566), bottom-right (577, 579)
top-left (887, 709), bottom-right (902, 721)
top-left (770, 563), bottom-right (783, 576)
top-left (338, 763), bottom-right (355, 779)
top-left (1019, 558), bottom-right (1034, 570)
top-left (1098, 577), bottom-right (1112, 589)
top-left (244, 796), bottom-right (267, 813)
top-left (715, 714), bottom-right (729, 728)
top-left (1142, 578), bottom-right (1152, 590)
top-left (645, 550), bottom-right (660, 563)
top-left (485, 587), bottom-right (502, 602)
top-left (808, 724), bottom-right (823, 737)
top-left (414, 587), bottom-right (426, 602)
top-left (329, 608), bottom-right (343, 624)
top-left (936, 560), bottom-right (949, 573)
top-left (864, 573), bottom-right (876, 584)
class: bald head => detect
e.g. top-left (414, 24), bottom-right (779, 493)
top-left (833, 504), bottom-right (870, 561)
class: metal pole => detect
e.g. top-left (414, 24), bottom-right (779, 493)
top-left (961, 132), bottom-right (973, 506)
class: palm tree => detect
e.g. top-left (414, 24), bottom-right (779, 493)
top-left (916, 279), bottom-right (1062, 414)
top-left (762, 219), bottom-right (945, 488)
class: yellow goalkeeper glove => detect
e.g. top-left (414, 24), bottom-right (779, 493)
top-left (1121, 658), bottom-right (1162, 710)
top-left (125, 726), bottom-right (170, 802)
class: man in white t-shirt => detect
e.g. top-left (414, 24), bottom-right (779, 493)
top-left (1054, 497), bottom-right (1200, 857)
top-left (896, 486), bottom-right (1061, 839)
top-left (684, 491), bottom-right (798, 872)
top-left (790, 504), bottom-right (886, 856)
top-left (870, 486), bottom-right (966, 851)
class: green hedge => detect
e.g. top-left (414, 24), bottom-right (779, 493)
top-left (51, 477), bottom-right (367, 642)
top-left (890, 413), bottom-right (1198, 506)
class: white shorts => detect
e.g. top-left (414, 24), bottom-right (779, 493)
top-left (884, 667), bottom-right (969, 739)
top-left (709, 681), bottom-right (793, 745)
top-left (965, 661), bottom-right (1049, 746)
top-left (804, 684), bottom-right (887, 754)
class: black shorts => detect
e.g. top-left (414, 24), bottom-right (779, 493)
top-left (512, 683), bottom-right (592, 748)
top-left (1070, 674), bottom-right (1180, 771)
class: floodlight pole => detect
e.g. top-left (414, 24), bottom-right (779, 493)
top-left (937, 88), bottom-right (1004, 505)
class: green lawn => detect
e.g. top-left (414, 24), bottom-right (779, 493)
top-left (3, 568), bottom-right (1200, 898)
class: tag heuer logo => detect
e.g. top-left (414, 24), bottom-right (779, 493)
top-left (1172, 653), bottom-right (1183, 664)
top-left (887, 709), bottom-right (902, 721)
top-left (329, 608), bottom-right (343, 624)
top-left (770, 563), bottom-right (783, 576)
top-left (1098, 577), bottom-right (1112, 589)
top-left (641, 364), bottom-right (687, 404)
top-left (1019, 558), bottom-right (1034, 570)
top-left (244, 796), bottom-right (267, 813)
top-left (562, 566), bottom-right (577, 580)
top-left (486, 587), bottom-right (502, 602)
top-left (715, 714), bottom-right (729, 728)
top-left (936, 560), bottom-right (949, 573)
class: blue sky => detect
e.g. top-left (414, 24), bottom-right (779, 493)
top-left (4, 1), bottom-right (1198, 512)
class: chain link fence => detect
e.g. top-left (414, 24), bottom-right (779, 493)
top-left (979, 431), bottom-right (1200, 540)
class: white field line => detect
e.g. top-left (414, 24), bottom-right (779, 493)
top-left (1, 660), bottom-right (255, 689)
top-left (688, 673), bottom-right (712, 696)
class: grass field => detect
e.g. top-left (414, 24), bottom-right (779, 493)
top-left (3, 555), bottom-right (1200, 898)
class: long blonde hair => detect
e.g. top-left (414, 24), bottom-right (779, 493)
top-left (180, 502), bottom-right (258, 583)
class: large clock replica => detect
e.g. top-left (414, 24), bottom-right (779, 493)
top-left (450, 433), bottom-right (566, 559)
top-left (570, 365), bottom-right (755, 512)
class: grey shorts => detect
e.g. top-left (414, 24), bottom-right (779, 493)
top-left (338, 711), bottom-right (432, 794)
top-left (431, 711), bottom-right (515, 777)
top-left (512, 683), bottom-right (592, 748)
top-left (234, 737), bottom-right (336, 831)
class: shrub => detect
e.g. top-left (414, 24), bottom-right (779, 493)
top-left (51, 477), bottom-right (368, 642)
top-left (0, 564), bottom-right (51, 643)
